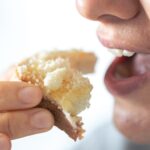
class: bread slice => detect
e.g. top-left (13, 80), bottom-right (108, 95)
top-left (23, 49), bottom-right (97, 74)
top-left (16, 50), bottom-right (96, 140)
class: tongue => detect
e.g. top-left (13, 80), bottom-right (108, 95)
top-left (132, 54), bottom-right (150, 75)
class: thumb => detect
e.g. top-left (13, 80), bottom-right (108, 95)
top-left (0, 108), bottom-right (54, 139)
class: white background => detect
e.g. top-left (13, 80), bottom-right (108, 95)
top-left (0, 0), bottom-right (114, 150)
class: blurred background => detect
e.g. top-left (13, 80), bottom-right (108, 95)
top-left (0, 0), bottom-right (116, 149)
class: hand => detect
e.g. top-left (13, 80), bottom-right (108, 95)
top-left (0, 67), bottom-right (54, 150)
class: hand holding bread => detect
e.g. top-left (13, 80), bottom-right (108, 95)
top-left (16, 49), bottom-right (96, 140)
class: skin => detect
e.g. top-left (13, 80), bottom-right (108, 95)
top-left (0, 67), bottom-right (54, 150)
top-left (76, 0), bottom-right (150, 144)
top-left (2, 0), bottom-right (150, 149)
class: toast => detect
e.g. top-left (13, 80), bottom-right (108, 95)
top-left (16, 50), bottom-right (96, 140)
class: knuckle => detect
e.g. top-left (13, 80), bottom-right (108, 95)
top-left (0, 113), bottom-right (14, 139)
top-left (5, 114), bottom-right (14, 139)
top-left (0, 82), bottom-right (14, 100)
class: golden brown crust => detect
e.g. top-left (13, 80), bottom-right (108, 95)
top-left (38, 97), bottom-right (84, 141)
top-left (20, 50), bottom-right (97, 74)
top-left (44, 50), bottom-right (97, 74)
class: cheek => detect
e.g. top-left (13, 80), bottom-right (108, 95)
top-left (114, 102), bottom-right (150, 144)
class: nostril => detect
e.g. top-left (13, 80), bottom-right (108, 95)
top-left (97, 13), bottom-right (140, 24)
top-left (98, 6), bottom-right (140, 23)
top-left (98, 15), bottom-right (126, 23)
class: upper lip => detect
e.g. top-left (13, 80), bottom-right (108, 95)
top-left (96, 24), bottom-right (150, 54)
top-left (97, 33), bottom-right (137, 53)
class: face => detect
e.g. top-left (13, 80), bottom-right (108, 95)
top-left (76, 0), bottom-right (150, 144)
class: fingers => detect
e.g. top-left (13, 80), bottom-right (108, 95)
top-left (0, 133), bottom-right (11, 150)
top-left (0, 82), bottom-right (42, 111)
top-left (0, 108), bottom-right (54, 139)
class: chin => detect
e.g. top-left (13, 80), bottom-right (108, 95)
top-left (113, 101), bottom-right (150, 144)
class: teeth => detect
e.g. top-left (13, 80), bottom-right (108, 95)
top-left (122, 50), bottom-right (135, 57)
top-left (107, 49), bottom-right (135, 57)
top-left (108, 49), bottom-right (123, 57)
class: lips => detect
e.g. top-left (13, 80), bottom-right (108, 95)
top-left (104, 54), bottom-right (150, 97)
top-left (96, 21), bottom-right (150, 98)
top-left (96, 23), bottom-right (150, 54)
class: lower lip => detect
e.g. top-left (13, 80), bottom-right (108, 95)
top-left (104, 56), bottom-right (149, 97)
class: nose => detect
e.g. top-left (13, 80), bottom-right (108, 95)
top-left (76, 0), bottom-right (140, 21)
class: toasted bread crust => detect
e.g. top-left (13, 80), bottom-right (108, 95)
top-left (39, 97), bottom-right (84, 140)
top-left (16, 50), bottom-right (95, 140)
top-left (19, 50), bottom-right (97, 74)
top-left (41, 50), bottom-right (97, 73)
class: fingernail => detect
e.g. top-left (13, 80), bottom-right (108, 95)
top-left (18, 87), bottom-right (42, 104)
top-left (0, 135), bottom-right (9, 150)
top-left (31, 110), bottom-right (53, 129)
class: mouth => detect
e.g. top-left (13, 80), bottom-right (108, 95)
top-left (104, 48), bottom-right (150, 97)
top-left (96, 22), bottom-right (150, 98)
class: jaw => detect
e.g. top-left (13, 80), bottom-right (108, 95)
top-left (114, 99), bottom-right (150, 144)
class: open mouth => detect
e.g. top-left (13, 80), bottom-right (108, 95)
top-left (104, 50), bottom-right (150, 97)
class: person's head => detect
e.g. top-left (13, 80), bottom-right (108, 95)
top-left (76, 0), bottom-right (150, 144)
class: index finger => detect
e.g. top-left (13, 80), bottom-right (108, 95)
top-left (0, 81), bottom-right (42, 111)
